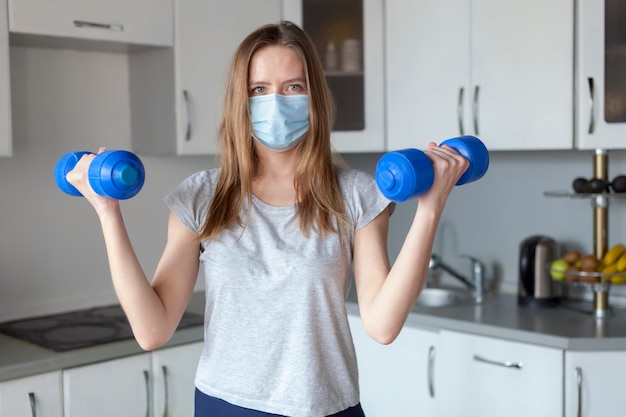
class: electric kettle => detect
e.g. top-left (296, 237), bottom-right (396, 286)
top-left (518, 235), bottom-right (561, 307)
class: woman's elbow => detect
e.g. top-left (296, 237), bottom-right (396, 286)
top-left (364, 322), bottom-right (402, 345)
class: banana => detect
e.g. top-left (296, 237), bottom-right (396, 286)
top-left (602, 263), bottom-right (619, 274)
top-left (603, 244), bottom-right (626, 265)
top-left (617, 251), bottom-right (626, 272)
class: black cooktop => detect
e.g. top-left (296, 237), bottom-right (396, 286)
top-left (0, 304), bottom-right (204, 352)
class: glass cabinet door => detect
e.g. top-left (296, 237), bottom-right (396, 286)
top-left (604, 0), bottom-right (626, 124)
top-left (283, 0), bottom-right (385, 153)
top-left (303, 0), bottom-right (364, 131)
top-left (577, 0), bottom-right (626, 149)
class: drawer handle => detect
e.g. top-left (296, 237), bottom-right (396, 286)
top-left (587, 77), bottom-right (595, 134)
top-left (143, 370), bottom-right (151, 417)
top-left (473, 354), bottom-right (523, 370)
top-left (162, 365), bottom-right (170, 417)
top-left (576, 367), bottom-right (583, 417)
top-left (472, 85), bottom-right (480, 135)
top-left (427, 345), bottom-right (436, 398)
top-left (183, 90), bottom-right (192, 141)
top-left (28, 392), bottom-right (37, 417)
top-left (457, 87), bottom-right (465, 136)
top-left (73, 20), bottom-right (124, 32)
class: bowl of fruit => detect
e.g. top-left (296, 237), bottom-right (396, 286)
top-left (549, 244), bottom-right (626, 285)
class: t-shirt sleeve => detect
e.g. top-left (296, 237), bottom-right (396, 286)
top-left (345, 169), bottom-right (394, 231)
top-left (162, 170), bottom-right (215, 235)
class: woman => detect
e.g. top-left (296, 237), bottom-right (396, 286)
top-left (67, 21), bottom-right (468, 417)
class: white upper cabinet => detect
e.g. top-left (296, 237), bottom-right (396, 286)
top-left (283, 0), bottom-right (385, 153)
top-left (1, 0), bottom-right (12, 157)
top-left (130, 0), bottom-right (282, 155)
top-left (576, 0), bottom-right (626, 149)
top-left (386, 0), bottom-right (573, 151)
top-left (8, 0), bottom-right (173, 47)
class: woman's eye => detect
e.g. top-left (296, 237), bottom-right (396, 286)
top-left (287, 84), bottom-right (302, 92)
top-left (251, 86), bottom-right (265, 94)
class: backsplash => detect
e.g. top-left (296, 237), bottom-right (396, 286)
top-left (1, 46), bottom-right (626, 322)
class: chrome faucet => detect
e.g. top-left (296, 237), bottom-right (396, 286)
top-left (428, 253), bottom-right (486, 303)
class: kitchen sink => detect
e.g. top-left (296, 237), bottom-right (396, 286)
top-left (414, 287), bottom-right (476, 308)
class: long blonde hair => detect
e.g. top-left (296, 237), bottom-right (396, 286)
top-left (199, 21), bottom-right (347, 240)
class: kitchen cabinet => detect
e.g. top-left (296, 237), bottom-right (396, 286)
top-left (0, 371), bottom-right (62, 417)
top-left (565, 351), bottom-right (626, 417)
top-left (437, 330), bottom-right (563, 417)
top-left (152, 342), bottom-right (203, 417)
top-left (576, 0), bottom-right (626, 149)
top-left (63, 353), bottom-right (152, 417)
top-left (0, 0), bottom-right (11, 157)
top-left (385, 0), bottom-right (573, 151)
top-left (130, 0), bottom-right (281, 155)
top-left (282, 0), bottom-right (385, 153)
top-left (63, 343), bottom-right (203, 417)
top-left (7, 0), bottom-right (173, 47)
top-left (348, 314), bottom-right (438, 416)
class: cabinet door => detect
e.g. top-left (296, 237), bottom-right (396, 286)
top-left (0, 0), bottom-right (11, 157)
top-left (152, 342), bottom-right (203, 417)
top-left (386, 0), bottom-right (470, 150)
top-left (348, 315), bottom-right (438, 416)
top-left (283, 0), bottom-right (385, 153)
top-left (8, 0), bottom-right (173, 47)
top-left (63, 353), bottom-right (152, 417)
top-left (438, 330), bottom-right (563, 417)
top-left (576, 0), bottom-right (626, 149)
top-left (175, 0), bottom-right (282, 155)
top-left (471, 0), bottom-right (573, 150)
top-left (386, 0), bottom-right (573, 151)
top-left (0, 371), bottom-right (63, 417)
top-left (565, 351), bottom-right (626, 417)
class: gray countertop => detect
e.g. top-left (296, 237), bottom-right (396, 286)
top-left (0, 292), bottom-right (206, 383)
top-left (3, 290), bottom-right (626, 383)
top-left (347, 292), bottom-right (626, 351)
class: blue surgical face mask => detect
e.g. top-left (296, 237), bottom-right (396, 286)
top-left (249, 94), bottom-right (310, 152)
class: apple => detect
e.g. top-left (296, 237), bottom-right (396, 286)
top-left (550, 259), bottom-right (569, 281)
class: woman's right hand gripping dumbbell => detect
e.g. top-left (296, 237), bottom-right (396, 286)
top-left (55, 148), bottom-right (145, 213)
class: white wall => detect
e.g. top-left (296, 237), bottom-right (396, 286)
top-left (1, 46), bottom-right (626, 322)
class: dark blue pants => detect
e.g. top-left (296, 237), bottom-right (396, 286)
top-left (194, 389), bottom-right (366, 417)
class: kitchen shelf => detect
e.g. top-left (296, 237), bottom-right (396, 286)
top-left (543, 149), bottom-right (626, 318)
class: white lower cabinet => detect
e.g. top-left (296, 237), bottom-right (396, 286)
top-left (63, 342), bottom-right (202, 417)
top-left (438, 330), bottom-right (563, 417)
top-left (565, 351), bottom-right (626, 417)
top-left (151, 342), bottom-right (203, 417)
top-left (348, 314), bottom-right (438, 416)
top-left (63, 353), bottom-right (152, 417)
top-left (0, 371), bottom-right (63, 417)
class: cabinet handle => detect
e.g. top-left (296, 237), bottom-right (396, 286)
top-left (183, 90), bottom-right (192, 141)
top-left (587, 77), bottom-right (595, 134)
top-left (472, 85), bottom-right (480, 135)
top-left (162, 365), bottom-right (170, 417)
top-left (73, 20), bottom-right (124, 32)
top-left (28, 392), bottom-right (37, 417)
top-left (427, 346), bottom-right (436, 398)
top-left (576, 367), bottom-right (583, 417)
top-left (457, 87), bottom-right (465, 136)
top-left (473, 354), bottom-right (523, 369)
top-left (143, 370), bottom-right (152, 417)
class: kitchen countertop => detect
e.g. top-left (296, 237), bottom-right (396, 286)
top-left (3, 290), bottom-right (626, 383)
top-left (0, 291), bottom-right (205, 383)
top-left (347, 291), bottom-right (626, 351)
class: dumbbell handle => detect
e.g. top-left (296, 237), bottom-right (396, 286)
top-left (54, 150), bottom-right (145, 200)
top-left (376, 135), bottom-right (489, 202)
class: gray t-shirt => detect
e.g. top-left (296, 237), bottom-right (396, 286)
top-left (164, 167), bottom-right (391, 417)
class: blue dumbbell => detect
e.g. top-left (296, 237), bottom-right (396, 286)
top-left (54, 150), bottom-right (145, 200)
top-left (375, 135), bottom-right (489, 202)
